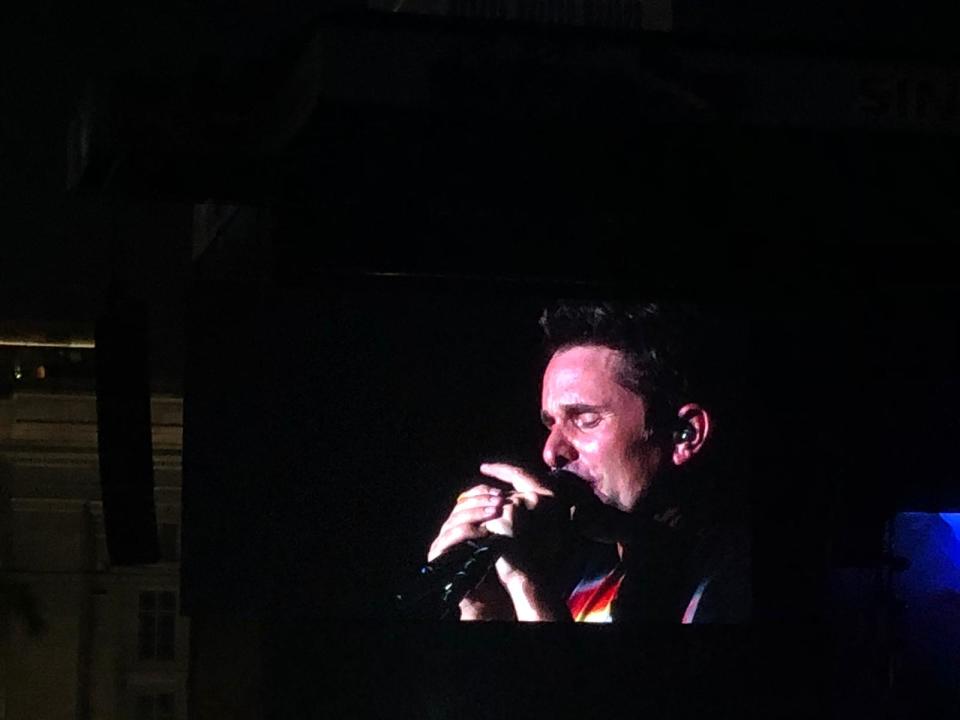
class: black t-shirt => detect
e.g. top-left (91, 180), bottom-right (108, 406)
top-left (561, 517), bottom-right (751, 623)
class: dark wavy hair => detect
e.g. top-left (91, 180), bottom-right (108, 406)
top-left (539, 301), bottom-right (712, 436)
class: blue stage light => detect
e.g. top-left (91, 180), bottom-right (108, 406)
top-left (939, 512), bottom-right (960, 546)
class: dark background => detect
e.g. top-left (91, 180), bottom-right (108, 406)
top-left (5, 2), bottom-right (960, 718)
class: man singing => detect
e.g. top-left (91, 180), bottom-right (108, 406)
top-left (426, 301), bottom-right (751, 622)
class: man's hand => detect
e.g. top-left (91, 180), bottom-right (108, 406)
top-left (428, 483), bottom-right (506, 562)
top-left (427, 483), bottom-right (514, 620)
top-left (476, 463), bottom-right (571, 621)
top-left (427, 465), bottom-right (572, 621)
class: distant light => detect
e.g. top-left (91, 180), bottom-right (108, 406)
top-left (13, 365), bottom-right (22, 380)
top-left (35, 365), bottom-right (46, 380)
top-left (0, 339), bottom-right (95, 349)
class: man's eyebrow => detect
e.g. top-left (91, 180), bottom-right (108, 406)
top-left (563, 403), bottom-right (604, 415)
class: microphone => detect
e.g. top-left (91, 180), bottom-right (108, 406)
top-left (393, 469), bottom-right (583, 619)
top-left (393, 535), bottom-right (511, 620)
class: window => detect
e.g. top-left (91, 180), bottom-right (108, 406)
top-left (138, 591), bottom-right (176, 660)
top-left (136, 692), bottom-right (175, 720)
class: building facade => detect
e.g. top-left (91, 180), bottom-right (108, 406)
top-left (0, 348), bottom-right (186, 720)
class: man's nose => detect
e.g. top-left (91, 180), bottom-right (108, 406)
top-left (543, 426), bottom-right (577, 469)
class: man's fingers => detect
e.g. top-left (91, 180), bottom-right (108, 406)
top-left (445, 499), bottom-right (505, 528)
top-left (428, 522), bottom-right (492, 561)
top-left (439, 521), bottom-right (489, 546)
top-left (428, 497), bottom-right (507, 561)
top-left (479, 463), bottom-right (553, 496)
top-left (427, 471), bottom-right (552, 564)
top-left (481, 501), bottom-right (516, 537)
top-left (456, 484), bottom-right (504, 503)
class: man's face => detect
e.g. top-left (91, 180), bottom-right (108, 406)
top-left (540, 345), bottom-right (664, 512)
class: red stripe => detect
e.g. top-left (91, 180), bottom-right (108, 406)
top-left (567, 569), bottom-right (624, 621)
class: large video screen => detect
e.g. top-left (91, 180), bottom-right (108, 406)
top-left (182, 271), bottom-right (752, 624)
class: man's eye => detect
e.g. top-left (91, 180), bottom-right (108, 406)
top-left (574, 414), bottom-right (601, 429)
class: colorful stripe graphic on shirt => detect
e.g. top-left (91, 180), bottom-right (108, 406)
top-left (567, 565), bottom-right (625, 623)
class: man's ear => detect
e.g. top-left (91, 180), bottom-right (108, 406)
top-left (672, 403), bottom-right (710, 466)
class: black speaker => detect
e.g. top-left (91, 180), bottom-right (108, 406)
top-left (95, 289), bottom-right (160, 565)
